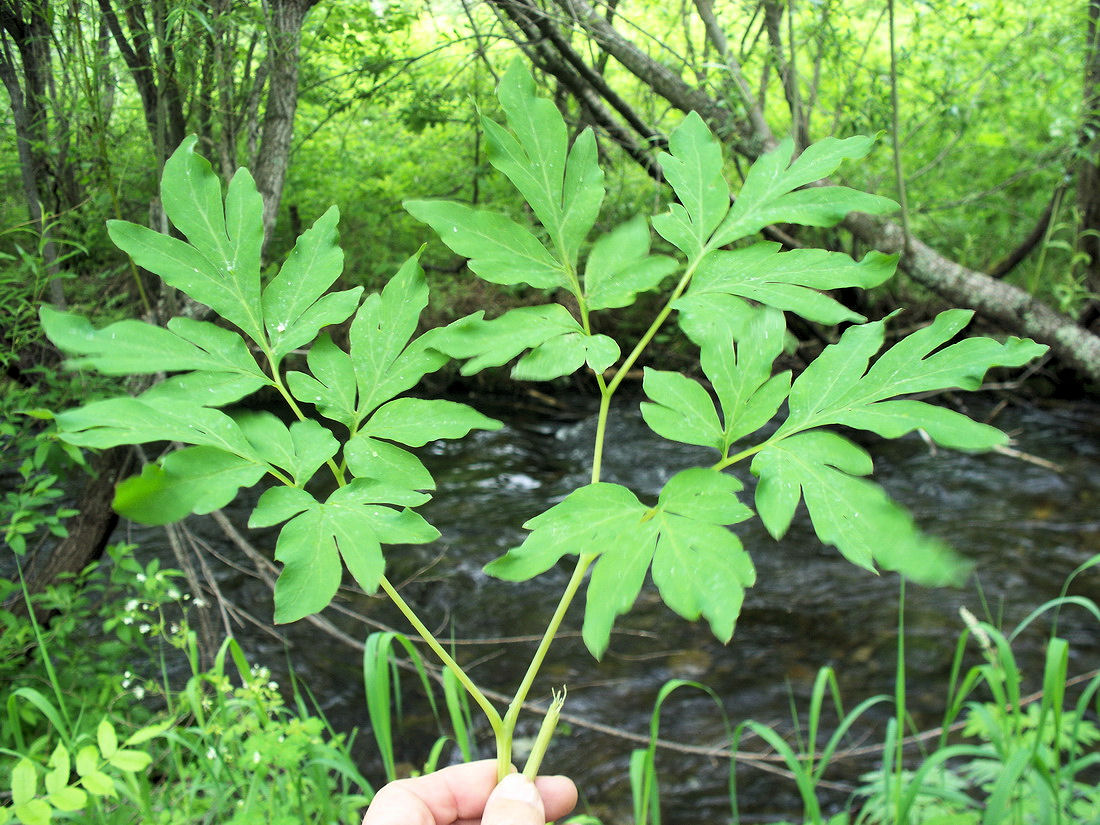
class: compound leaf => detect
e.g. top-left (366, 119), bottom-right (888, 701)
top-left (106, 219), bottom-right (264, 343)
top-left (751, 430), bottom-right (967, 584)
top-left (56, 397), bottom-right (259, 459)
top-left (584, 216), bottom-right (679, 310)
top-left (166, 317), bottom-right (269, 381)
top-left (40, 307), bottom-right (209, 375)
top-left (687, 243), bottom-right (896, 324)
top-left (404, 200), bottom-right (567, 290)
top-left (345, 435), bottom-right (434, 491)
top-left (652, 112), bottom-right (730, 256)
top-left (268, 286), bottom-right (363, 363)
top-left (350, 252), bottom-right (448, 417)
top-left (487, 60), bottom-right (605, 265)
top-left (677, 297), bottom-right (791, 449)
top-left (139, 372), bottom-right (266, 408)
top-left (488, 474), bottom-right (756, 658)
top-left (712, 136), bottom-right (897, 246)
top-left (237, 412), bottom-right (338, 486)
top-left (262, 205), bottom-right (347, 356)
top-left (361, 398), bottom-right (501, 447)
top-left (782, 310), bottom-right (1048, 448)
top-left (287, 332), bottom-right (358, 429)
top-left (512, 331), bottom-right (619, 381)
top-left (426, 304), bottom-right (589, 377)
top-left (272, 483), bottom-right (440, 623)
top-left (640, 368), bottom-right (724, 449)
top-left (250, 486), bottom-right (316, 528)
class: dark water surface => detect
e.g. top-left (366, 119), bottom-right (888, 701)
top-left (133, 394), bottom-right (1100, 823)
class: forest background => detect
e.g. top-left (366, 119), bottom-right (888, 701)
top-left (2, 0), bottom-right (1100, 823)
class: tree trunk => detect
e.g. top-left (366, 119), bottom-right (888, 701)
top-left (20, 447), bottom-right (133, 602)
top-left (252, 0), bottom-right (320, 253)
top-left (484, 0), bottom-right (1100, 386)
top-left (0, 0), bottom-right (66, 307)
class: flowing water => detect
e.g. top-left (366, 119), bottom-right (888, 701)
top-left (131, 394), bottom-right (1100, 823)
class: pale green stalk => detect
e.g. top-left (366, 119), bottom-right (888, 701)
top-left (377, 576), bottom-right (504, 737)
top-left (497, 249), bottom-right (712, 777)
top-left (268, 362), bottom-right (347, 486)
top-left (496, 552), bottom-right (596, 779)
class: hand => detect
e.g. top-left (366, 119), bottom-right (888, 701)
top-left (361, 759), bottom-right (578, 825)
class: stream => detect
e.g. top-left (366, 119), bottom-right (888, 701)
top-left (129, 393), bottom-right (1100, 823)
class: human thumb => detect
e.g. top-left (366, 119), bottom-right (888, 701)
top-left (481, 773), bottom-right (546, 825)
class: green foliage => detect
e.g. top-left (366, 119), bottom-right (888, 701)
top-left (851, 577), bottom-right (1100, 825)
top-left (43, 59), bottom-right (1046, 781)
top-left (0, 554), bottom-right (370, 825)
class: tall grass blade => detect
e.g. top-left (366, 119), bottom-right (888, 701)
top-left (363, 631), bottom-right (441, 782)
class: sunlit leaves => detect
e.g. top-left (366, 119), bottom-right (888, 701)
top-left (486, 470), bottom-right (754, 659)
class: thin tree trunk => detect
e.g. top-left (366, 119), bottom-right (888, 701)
top-left (0, 0), bottom-right (66, 306)
top-left (252, 0), bottom-right (319, 253)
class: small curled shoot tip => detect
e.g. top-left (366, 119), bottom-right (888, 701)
top-left (522, 687), bottom-right (566, 780)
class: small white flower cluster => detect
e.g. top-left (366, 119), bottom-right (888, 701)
top-left (248, 664), bottom-right (280, 692)
top-left (120, 670), bottom-right (148, 701)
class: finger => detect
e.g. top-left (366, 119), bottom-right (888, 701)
top-left (362, 760), bottom-right (501, 825)
top-left (535, 775), bottom-right (578, 822)
top-left (481, 774), bottom-right (545, 825)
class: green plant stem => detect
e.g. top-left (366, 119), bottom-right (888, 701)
top-left (498, 255), bottom-right (708, 778)
top-left (590, 391), bottom-right (612, 484)
top-left (268, 366), bottom-right (347, 486)
top-left (376, 576), bottom-right (503, 736)
top-left (893, 578), bottom-right (907, 824)
top-left (591, 254), bottom-right (705, 477)
top-left (497, 552), bottom-right (597, 780)
top-left (605, 258), bottom-right (701, 398)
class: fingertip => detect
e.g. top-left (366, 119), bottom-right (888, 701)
top-left (535, 774), bottom-right (578, 821)
top-left (483, 774), bottom-right (545, 825)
